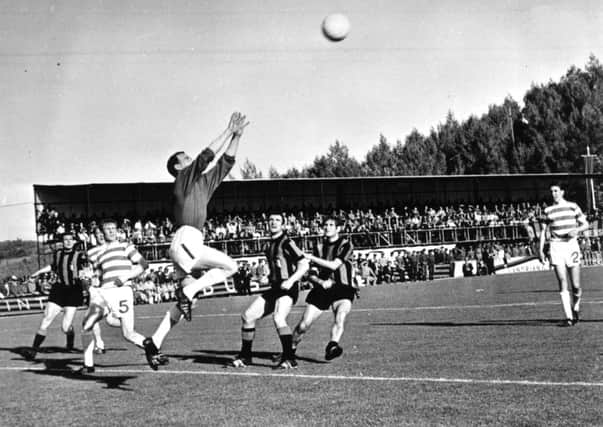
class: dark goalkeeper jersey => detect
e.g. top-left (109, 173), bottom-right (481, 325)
top-left (173, 148), bottom-right (235, 230)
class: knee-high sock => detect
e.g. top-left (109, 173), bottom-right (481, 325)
top-left (277, 326), bottom-right (293, 359)
top-left (32, 330), bottom-right (46, 349)
top-left (65, 326), bottom-right (75, 349)
top-left (240, 327), bottom-right (255, 359)
top-left (183, 268), bottom-right (231, 301)
top-left (92, 323), bottom-right (104, 349)
top-left (572, 288), bottom-right (582, 312)
top-left (292, 324), bottom-right (304, 350)
top-left (152, 306), bottom-right (183, 349)
top-left (560, 291), bottom-right (573, 319)
top-left (82, 332), bottom-right (95, 367)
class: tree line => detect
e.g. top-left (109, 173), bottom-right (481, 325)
top-left (240, 55), bottom-right (603, 179)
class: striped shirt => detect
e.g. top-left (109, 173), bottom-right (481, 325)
top-left (87, 244), bottom-right (105, 265)
top-left (93, 241), bottom-right (143, 288)
top-left (52, 249), bottom-right (86, 287)
top-left (265, 233), bottom-right (305, 287)
top-left (313, 237), bottom-right (354, 287)
top-left (544, 200), bottom-right (586, 241)
top-left (86, 244), bottom-right (105, 287)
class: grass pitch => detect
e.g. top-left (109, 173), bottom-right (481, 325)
top-left (1, 268), bottom-right (602, 426)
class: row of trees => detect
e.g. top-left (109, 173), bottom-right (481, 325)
top-left (240, 56), bottom-right (603, 179)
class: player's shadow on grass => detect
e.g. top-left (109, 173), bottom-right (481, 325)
top-left (496, 289), bottom-right (559, 294)
top-left (2, 346), bottom-right (128, 362)
top-left (26, 358), bottom-right (137, 391)
top-left (166, 349), bottom-right (327, 367)
top-left (371, 319), bottom-right (589, 327)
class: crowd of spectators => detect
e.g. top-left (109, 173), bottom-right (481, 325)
top-left (37, 200), bottom-right (589, 248)
top-left (6, 201), bottom-right (597, 305)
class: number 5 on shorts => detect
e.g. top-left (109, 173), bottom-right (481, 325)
top-left (119, 299), bottom-right (129, 313)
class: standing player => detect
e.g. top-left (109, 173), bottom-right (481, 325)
top-left (539, 182), bottom-right (588, 326)
top-left (232, 213), bottom-right (309, 369)
top-left (23, 232), bottom-right (86, 360)
top-left (292, 217), bottom-right (356, 361)
top-left (78, 219), bottom-right (157, 373)
top-left (143, 112), bottom-right (248, 369)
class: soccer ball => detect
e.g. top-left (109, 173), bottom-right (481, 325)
top-left (322, 13), bottom-right (350, 42)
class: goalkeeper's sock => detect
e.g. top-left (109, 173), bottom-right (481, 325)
top-left (560, 291), bottom-right (573, 320)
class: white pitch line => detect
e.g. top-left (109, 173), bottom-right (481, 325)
top-left (0, 366), bottom-right (602, 388)
top-left (137, 299), bottom-right (603, 319)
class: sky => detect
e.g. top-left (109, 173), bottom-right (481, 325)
top-left (1, 0), bottom-right (602, 240)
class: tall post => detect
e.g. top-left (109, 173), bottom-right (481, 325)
top-left (582, 146), bottom-right (596, 212)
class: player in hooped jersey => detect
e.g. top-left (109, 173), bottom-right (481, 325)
top-left (232, 213), bottom-right (309, 369)
top-left (143, 112), bottom-right (248, 369)
top-left (78, 219), bottom-right (158, 374)
top-left (292, 217), bottom-right (357, 361)
top-left (539, 182), bottom-right (588, 326)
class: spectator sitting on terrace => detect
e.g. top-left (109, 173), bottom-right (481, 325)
top-left (359, 261), bottom-right (377, 286)
top-left (462, 259), bottom-right (474, 277)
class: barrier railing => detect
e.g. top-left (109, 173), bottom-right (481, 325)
top-left (135, 224), bottom-right (531, 261)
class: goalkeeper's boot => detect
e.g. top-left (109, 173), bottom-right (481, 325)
top-left (143, 338), bottom-right (161, 371)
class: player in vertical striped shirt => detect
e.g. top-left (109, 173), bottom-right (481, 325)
top-left (292, 217), bottom-right (357, 361)
top-left (232, 213), bottom-right (309, 369)
top-left (78, 219), bottom-right (159, 374)
top-left (23, 232), bottom-right (86, 360)
top-left (539, 182), bottom-right (588, 326)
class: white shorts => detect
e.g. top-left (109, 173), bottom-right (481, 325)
top-left (549, 239), bottom-right (581, 267)
top-left (89, 286), bottom-right (135, 321)
top-left (169, 225), bottom-right (206, 278)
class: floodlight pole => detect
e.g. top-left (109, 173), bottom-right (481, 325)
top-left (582, 145), bottom-right (597, 212)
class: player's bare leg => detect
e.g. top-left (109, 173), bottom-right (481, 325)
top-left (24, 301), bottom-right (63, 360)
top-left (92, 323), bottom-right (105, 354)
top-left (232, 296), bottom-right (266, 367)
top-left (568, 265), bottom-right (582, 324)
top-left (62, 306), bottom-right (77, 351)
top-left (143, 305), bottom-right (181, 367)
top-left (292, 305), bottom-right (323, 354)
top-left (553, 264), bottom-right (573, 325)
top-left (273, 296), bottom-right (296, 369)
top-left (325, 299), bottom-right (352, 360)
top-left (80, 304), bottom-right (105, 373)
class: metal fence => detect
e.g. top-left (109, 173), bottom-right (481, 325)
top-left (136, 224), bottom-right (532, 261)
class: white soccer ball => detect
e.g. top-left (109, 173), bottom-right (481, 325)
top-left (322, 13), bottom-right (350, 42)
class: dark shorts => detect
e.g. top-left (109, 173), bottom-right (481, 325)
top-left (260, 284), bottom-right (299, 316)
top-left (306, 285), bottom-right (356, 311)
top-left (48, 284), bottom-right (84, 308)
